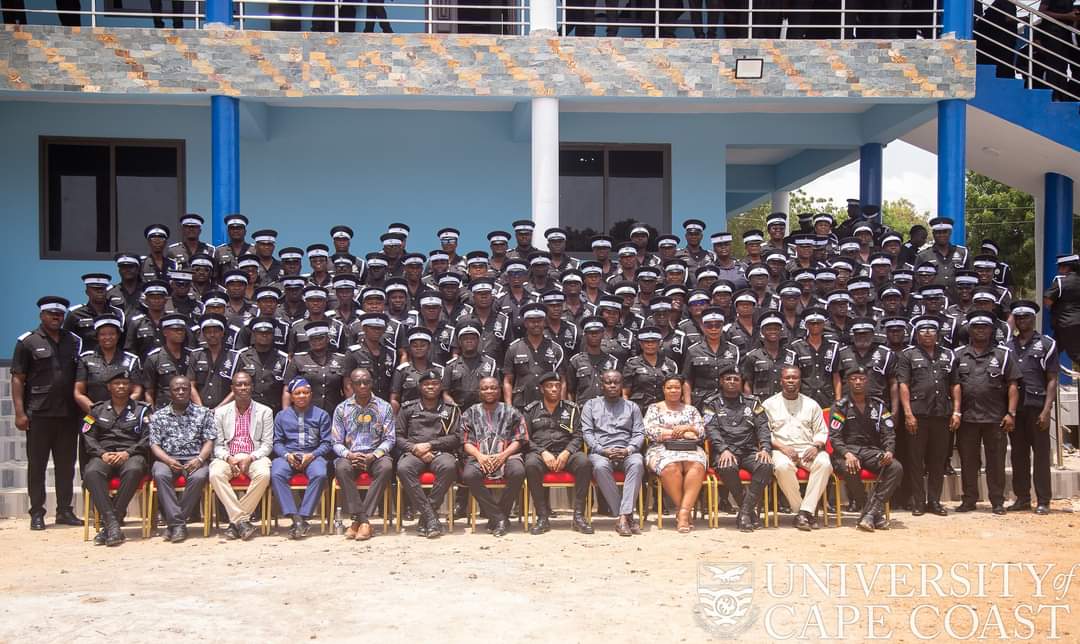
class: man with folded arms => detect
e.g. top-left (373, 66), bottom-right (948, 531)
top-left (763, 365), bottom-right (832, 531)
top-left (209, 371), bottom-right (273, 541)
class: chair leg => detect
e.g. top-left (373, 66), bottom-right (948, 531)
top-left (83, 489), bottom-right (91, 542)
top-left (447, 485), bottom-right (454, 534)
top-left (656, 477), bottom-right (663, 529)
top-left (395, 485), bottom-right (402, 534)
top-left (383, 487), bottom-right (390, 535)
top-left (834, 476), bottom-right (842, 528)
top-left (146, 483), bottom-right (156, 539)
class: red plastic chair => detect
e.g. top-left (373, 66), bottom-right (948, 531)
top-left (523, 471), bottom-right (576, 530)
top-left (148, 473), bottom-right (212, 538)
top-left (330, 471), bottom-right (391, 535)
top-left (395, 471), bottom-right (454, 533)
top-left (82, 474), bottom-right (151, 541)
top-left (270, 473), bottom-right (329, 534)
top-left (209, 474), bottom-right (271, 536)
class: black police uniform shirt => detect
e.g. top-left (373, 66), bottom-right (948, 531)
top-left (955, 343), bottom-right (1022, 424)
top-left (284, 350), bottom-right (348, 414)
top-left (225, 347), bottom-right (290, 412)
top-left (140, 254), bottom-right (177, 283)
top-left (992, 261), bottom-right (1012, 288)
top-left (952, 317), bottom-right (1011, 348)
top-left (82, 399), bottom-right (151, 457)
top-left (186, 346), bottom-right (232, 409)
top-left (621, 354), bottom-right (679, 412)
top-left (342, 341), bottom-right (398, 402)
top-left (223, 301), bottom-right (258, 330)
top-left (567, 351), bottom-right (621, 403)
top-left (288, 317), bottom-right (346, 354)
top-left (275, 300), bottom-right (308, 326)
top-left (675, 247), bottom-right (714, 275)
top-left (701, 393), bottom-right (771, 456)
top-left (443, 353), bottom-right (499, 410)
top-left (167, 240), bottom-right (215, 270)
top-left (677, 318), bottom-right (704, 348)
top-left (835, 344), bottom-right (896, 404)
top-left (896, 345), bottom-right (958, 418)
top-left (740, 346), bottom-right (785, 400)
top-left (523, 399), bottom-right (583, 455)
top-left (562, 299), bottom-right (596, 328)
top-left (77, 348), bottom-right (143, 404)
top-left (391, 362), bottom-right (446, 407)
top-left (543, 319), bottom-right (580, 359)
top-left (783, 337), bottom-right (840, 409)
top-left (502, 336), bottom-right (566, 409)
top-left (143, 346), bottom-right (192, 409)
top-left (164, 296), bottom-right (204, 324)
top-left (660, 327), bottom-right (689, 369)
top-left (63, 303), bottom-right (127, 352)
top-left (681, 339), bottom-right (742, 407)
top-left (916, 244), bottom-right (970, 289)
top-left (12, 326), bottom-right (82, 418)
top-left (107, 283), bottom-right (144, 321)
top-left (256, 259), bottom-right (283, 287)
top-left (496, 288), bottom-right (539, 329)
top-left (829, 397), bottom-right (896, 457)
top-left (1008, 332), bottom-right (1059, 411)
top-left (213, 242), bottom-right (251, 274)
top-left (123, 312), bottom-right (165, 359)
top-left (233, 316), bottom-right (290, 353)
top-left (395, 399), bottom-right (462, 454)
top-left (725, 319), bottom-right (757, 354)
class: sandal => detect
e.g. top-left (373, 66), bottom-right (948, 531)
top-left (676, 508), bottom-right (692, 533)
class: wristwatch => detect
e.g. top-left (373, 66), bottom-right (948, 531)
top-left (1006, 411), bottom-right (1016, 418)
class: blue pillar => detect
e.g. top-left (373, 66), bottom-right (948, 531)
top-left (859, 142), bottom-right (883, 219)
top-left (942, 0), bottom-right (973, 39)
top-left (207, 0), bottom-right (236, 245)
top-left (211, 96), bottom-right (240, 246)
top-left (937, 100), bottom-right (966, 246)
top-left (1043, 172), bottom-right (1075, 340)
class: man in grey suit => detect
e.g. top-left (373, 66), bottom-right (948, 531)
top-left (581, 370), bottom-right (645, 537)
top-left (208, 372), bottom-right (274, 540)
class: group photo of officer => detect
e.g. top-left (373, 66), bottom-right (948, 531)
top-left (11, 206), bottom-right (1067, 545)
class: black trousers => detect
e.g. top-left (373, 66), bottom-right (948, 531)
top-left (334, 456), bottom-right (394, 523)
top-left (83, 455), bottom-right (147, 522)
top-left (908, 415), bottom-right (948, 508)
top-left (833, 448), bottom-right (903, 510)
top-left (958, 421), bottom-right (1007, 507)
top-left (27, 415), bottom-right (78, 517)
top-left (714, 452), bottom-right (772, 511)
top-left (1010, 409), bottom-right (1052, 506)
top-left (396, 452), bottom-right (457, 513)
top-left (1034, 22), bottom-right (1076, 100)
top-left (148, 0), bottom-right (185, 28)
top-left (523, 451), bottom-right (592, 514)
top-left (462, 457), bottom-right (525, 522)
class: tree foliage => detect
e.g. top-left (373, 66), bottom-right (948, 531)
top-left (964, 171), bottom-right (1036, 297)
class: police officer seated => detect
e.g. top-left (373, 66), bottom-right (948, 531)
top-left (523, 372), bottom-right (593, 535)
top-left (81, 370), bottom-right (151, 546)
top-left (829, 367), bottom-right (903, 532)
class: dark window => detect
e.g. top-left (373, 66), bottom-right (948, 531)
top-left (559, 145), bottom-right (670, 252)
top-left (40, 138), bottom-right (185, 260)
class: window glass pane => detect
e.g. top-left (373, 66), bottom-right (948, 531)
top-left (115, 146), bottom-right (180, 254)
top-left (609, 150), bottom-right (663, 178)
top-left (607, 150), bottom-right (665, 243)
top-left (45, 143), bottom-right (110, 255)
top-left (560, 149), bottom-right (605, 252)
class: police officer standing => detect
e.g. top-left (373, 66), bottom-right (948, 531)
top-left (142, 313), bottom-right (193, 410)
top-left (442, 320), bottom-right (499, 410)
top-left (829, 367), bottom-right (903, 532)
top-left (186, 314), bottom-right (232, 409)
top-left (74, 315), bottom-right (143, 415)
top-left (343, 313), bottom-right (398, 402)
top-left (954, 311), bottom-right (1021, 515)
top-left (523, 373), bottom-right (593, 535)
top-left (283, 322), bottom-right (347, 414)
top-left (12, 296), bottom-right (83, 530)
top-left (740, 312), bottom-right (786, 399)
top-left (622, 326), bottom-right (679, 413)
top-left (213, 213), bottom-right (251, 275)
top-left (502, 303), bottom-right (567, 408)
top-left (784, 308), bottom-right (840, 410)
top-left (1045, 253), bottom-right (1080, 367)
top-left (225, 317), bottom-right (290, 414)
top-left (897, 316), bottom-right (960, 517)
top-left (681, 306), bottom-right (742, 407)
top-left (567, 316), bottom-right (621, 403)
top-left (64, 273), bottom-right (126, 352)
top-left (1007, 301), bottom-right (1058, 515)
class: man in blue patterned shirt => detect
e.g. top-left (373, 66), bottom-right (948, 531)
top-left (271, 377), bottom-right (333, 539)
top-left (148, 375), bottom-right (215, 543)
top-left (332, 368), bottom-right (396, 541)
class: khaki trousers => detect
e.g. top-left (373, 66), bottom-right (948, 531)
top-left (772, 450), bottom-right (833, 514)
top-left (209, 457), bottom-right (271, 523)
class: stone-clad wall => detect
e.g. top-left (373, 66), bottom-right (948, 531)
top-left (0, 25), bottom-right (975, 100)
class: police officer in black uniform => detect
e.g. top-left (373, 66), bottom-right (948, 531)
top-left (124, 280), bottom-right (172, 359)
top-left (740, 312), bottom-right (786, 399)
top-left (166, 214), bottom-right (214, 269)
top-left (829, 367), bottom-right (903, 532)
top-left (502, 302), bottom-right (567, 409)
top-left (567, 316), bottom-right (621, 403)
top-left (1044, 253), bottom-right (1080, 365)
top-left (1006, 300), bottom-right (1059, 515)
top-left (622, 326), bottom-right (679, 413)
top-left (395, 371), bottom-right (461, 537)
top-left (954, 311), bottom-right (1021, 515)
top-left (186, 313), bottom-right (232, 409)
top-left (140, 224), bottom-right (177, 283)
top-left (784, 308), bottom-right (840, 409)
top-left (284, 322), bottom-right (347, 413)
top-left (12, 296), bottom-right (83, 530)
top-left (142, 313), bottom-right (193, 410)
top-left (833, 318), bottom-right (897, 408)
top-left (64, 273), bottom-right (126, 352)
top-left (523, 372), bottom-right (593, 535)
top-left (225, 317), bottom-right (290, 414)
top-left (233, 285), bottom-right (290, 352)
top-left (681, 306), bottom-right (742, 408)
top-left (343, 313), bottom-right (398, 402)
top-left (81, 369), bottom-right (151, 546)
top-left (442, 320), bottom-right (499, 410)
top-left (213, 213), bottom-right (251, 276)
top-left (897, 315), bottom-right (960, 517)
top-left (108, 253), bottom-right (145, 320)
top-left (702, 365), bottom-right (773, 532)
top-left (390, 327), bottom-right (445, 413)
top-left (75, 315), bottom-right (143, 416)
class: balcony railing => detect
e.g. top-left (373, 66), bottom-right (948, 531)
top-left (3, 0), bottom-right (946, 39)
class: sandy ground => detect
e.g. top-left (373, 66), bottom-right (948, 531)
top-left (1, 500), bottom-right (1080, 644)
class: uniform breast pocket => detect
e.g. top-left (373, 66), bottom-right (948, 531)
top-left (575, 366), bottom-right (593, 378)
top-left (513, 355), bottom-right (529, 365)
top-left (157, 364), bottom-right (177, 376)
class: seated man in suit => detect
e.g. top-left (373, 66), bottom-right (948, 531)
top-left (208, 371), bottom-right (274, 541)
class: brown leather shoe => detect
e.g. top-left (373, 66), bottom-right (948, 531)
top-left (616, 515), bottom-right (633, 537)
top-left (345, 521), bottom-right (362, 540)
top-left (356, 522), bottom-right (373, 541)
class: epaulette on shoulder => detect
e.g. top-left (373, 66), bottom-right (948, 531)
top-left (17, 331), bottom-right (31, 341)
top-left (146, 347), bottom-right (162, 356)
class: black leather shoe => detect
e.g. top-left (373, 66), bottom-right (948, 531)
top-left (238, 520), bottom-right (258, 541)
top-left (944, 464), bottom-right (957, 476)
top-left (104, 516), bottom-right (124, 547)
top-left (954, 503), bottom-right (977, 513)
top-left (224, 523), bottom-right (241, 540)
top-left (427, 518), bottom-right (444, 538)
top-left (991, 505), bottom-right (1006, 516)
top-left (1006, 500), bottom-right (1032, 512)
top-left (173, 525), bottom-right (188, 543)
top-left (628, 515), bottom-right (642, 535)
top-left (1035, 505), bottom-right (1050, 515)
top-left (30, 515), bottom-right (46, 531)
top-left (529, 516), bottom-right (551, 535)
top-left (929, 504), bottom-right (948, 516)
top-left (847, 499), bottom-right (861, 513)
top-left (751, 512), bottom-right (763, 530)
top-left (736, 513), bottom-right (754, 533)
top-left (55, 509), bottom-right (82, 526)
top-left (93, 528), bottom-right (108, 545)
top-left (911, 505), bottom-right (926, 516)
top-left (874, 514), bottom-right (889, 530)
top-left (571, 512), bottom-right (594, 534)
top-left (794, 512), bottom-right (812, 531)
top-left (808, 514), bottom-right (820, 530)
top-left (616, 515), bottom-right (633, 536)
top-left (492, 518), bottom-right (509, 537)
top-left (857, 514), bottom-right (875, 532)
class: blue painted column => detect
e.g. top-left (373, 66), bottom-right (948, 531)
top-left (859, 142), bottom-right (883, 221)
top-left (938, 0), bottom-right (973, 246)
top-left (207, 0), bottom-right (237, 246)
top-left (1043, 172), bottom-right (1075, 340)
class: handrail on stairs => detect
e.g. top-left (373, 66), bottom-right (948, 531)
top-left (1055, 363), bottom-right (1079, 469)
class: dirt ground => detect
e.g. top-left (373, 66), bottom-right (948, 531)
top-left (2, 500), bottom-right (1079, 643)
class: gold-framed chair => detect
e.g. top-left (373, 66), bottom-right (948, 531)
top-left (208, 474), bottom-right (271, 536)
top-left (396, 471), bottom-right (454, 533)
top-left (82, 474), bottom-right (151, 541)
top-left (147, 474), bottom-right (213, 538)
top-left (329, 471), bottom-right (391, 535)
top-left (271, 473), bottom-right (330, 534)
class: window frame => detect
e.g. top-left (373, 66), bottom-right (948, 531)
top-left (558, 142), bottom-right (672, 254)
top-left (39, 136), bottom-right (186, 261)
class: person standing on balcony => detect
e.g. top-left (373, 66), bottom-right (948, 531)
top-left (1035, 1), bottom-right (1080, 101)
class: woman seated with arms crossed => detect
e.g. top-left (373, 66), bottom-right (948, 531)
top-left (643, 374), bottom-right (707, 533)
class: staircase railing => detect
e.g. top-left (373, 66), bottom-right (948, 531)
top-left (975, 0), bottom-right (1080, 102)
